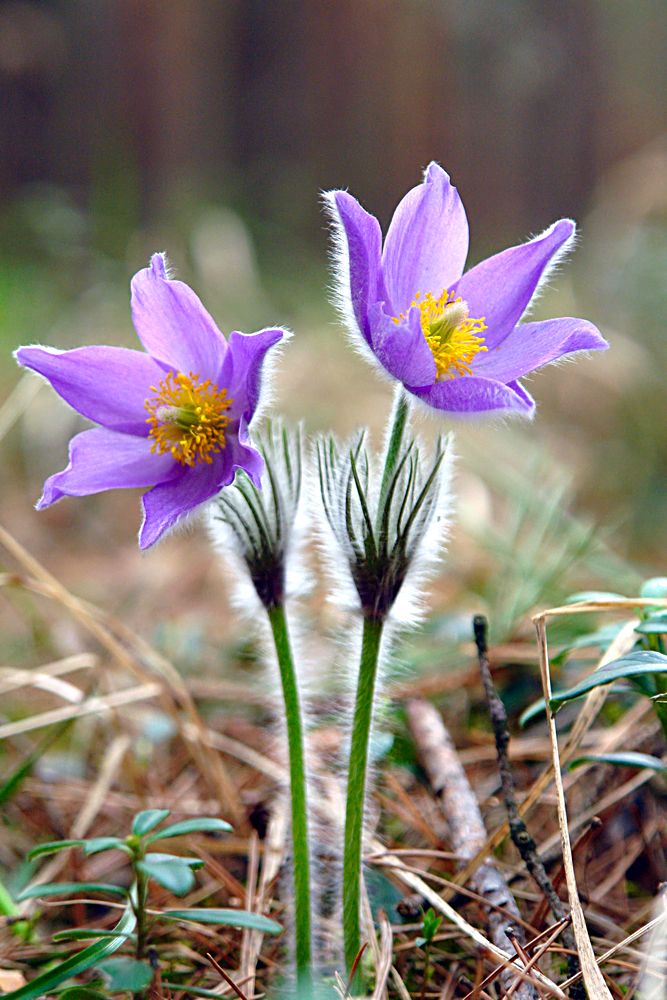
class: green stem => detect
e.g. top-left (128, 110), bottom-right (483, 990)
top-left (343, 615), bottom-right (384, 976)
top-left (376, 389), bottom-right (409, 528)
top-left (267, 603), bottom-right (312, 992)
top-left (134, 864), bottom-right (148, 961)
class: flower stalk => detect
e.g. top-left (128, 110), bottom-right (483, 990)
top-left (267, 602), bottom-right (312, 990)
top-left (342, 614), bottom-right (384, 975)
top-left (211, 422), bottom-right (312, 990)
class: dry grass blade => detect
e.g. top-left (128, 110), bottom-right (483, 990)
top-left (372, 845), bottom-right (566, 998)
top-left (0, 682), bottom-right (162, 740)
top-left (371, 910), bottom-right (393, 1000)
top-left (20, 733), bottom-right (131, 910)
top-left (0, 523), bottom-right (243, 824)
top-left (534, 618), bottom-right (612, 1000)
top-left (0, 373), bottom-right (41, 443)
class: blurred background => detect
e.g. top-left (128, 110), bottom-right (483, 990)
top-left (1, 0), bottom-right (666, 651)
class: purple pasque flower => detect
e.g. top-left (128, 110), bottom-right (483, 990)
top-left (15, 253), bottom-right (285, 548)
top-left (325, 162), bottom-right (608, 417)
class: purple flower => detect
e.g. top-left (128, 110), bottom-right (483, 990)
top-left (325, 162), bottom-right (608, 417)
top-left (15, 253), bottom-right (285, 548)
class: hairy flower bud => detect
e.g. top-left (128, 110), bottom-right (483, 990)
top-left (316, 429), bottom-right (452, 621)
top-left (210, 420), bottom-right (303, 609)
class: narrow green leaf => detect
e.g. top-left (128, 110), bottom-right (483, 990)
top-left (16, 881), bottom-right (127, 902)
top-left (83, 837), bottom-right (130, 857)
top-left (550, 621), bottom-right (625, 665)
top-left (163, 907), bottom-right (282, 934)
top-left (131, 808), bottom-right (170, 836)
top-left (144, 852), bottom-right (204, 869)
top-left (549, 651), bottom-right (667, 710)
top-left (635, 612), bottom-right (667, 635)
top-left (27, 839), bottom-right (83, 861)
top-left (519, 697), bottom-right (547, 728)
top-left (145, 817), bottom-right (232, 842)
top-left (58, 989), bottom-right (109, 1000)
top-left (136, 859), bottom-right (195, 896)
top-left (162, 985), bottom-right (229, 999)
top-left (98, 957), bottom-right (153, 992)
top-left (565, 590), bottom-right (627, 604)
top-left (0, 894), bottom-right (136, 1000)
top-left (53, 928), bottom-right (136, 942)
top-left (569, 752), bottom-right (667, 772)
top-left (640, 578), bottom-right (667, 600)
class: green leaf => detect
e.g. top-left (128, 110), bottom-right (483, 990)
top-left (145, 817), bottom-right (232, 842)
top-left (550, 621), bottom-right (625, 665)
top-left (0, 894), bottom-right (136, 1000)
top-left (58, 989), bottom-right (109, 1000)
top-left (549, 651), bottom-right (667, 710)
top-left (640, 578), bottom-right (667, 600)
top-left (53, 928), bottom-right (136, 942)
top-left (569, 752), bottom-right (667, 772)
top-left (635, 612), bottom-right (667, 635)
top-left (162, 985), bottom-right (230, 1000)
top-left (27, 839), bottom-right (83, 861)
top-left (98, 957), bottom-right (153, 992)
top-left (519, 697), bottom-right (547, 728)
top-left (83, 837), bottom-right (130, 857)
top-left (16, 881), bottom-right (127, 902)
top-left (420, 906), bottom-right (443, 943)
top-left (131, 808), bottom-right (170, 836)
top-left (136, 859), bottom-right (195, 896)
top-left (565, 590), bottom-right (627, 604)
top-left (144, 852), bottom-right (204, 869)
top-left (163, 908), bottom-right (282, 934)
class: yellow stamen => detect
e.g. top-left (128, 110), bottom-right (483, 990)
top-left (394, 289), bottom-right (487, 380)
top-left (145, 372), bottom-right (232, 466)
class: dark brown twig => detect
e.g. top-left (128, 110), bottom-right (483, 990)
top-left (205, 953), bottom-right (250, 1000)
top-left (473, 614), bottom-right (583, 998)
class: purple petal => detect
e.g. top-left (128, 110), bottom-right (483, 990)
top-left (220, 327), bottom-right (284, 423)
top-left (454, 219), bottom-right (575, 350)
top-left (37, 428), bottom-right (178, 507)
top-left (372, 305), bottom-right (436, 388)
top-left (234, 418), bottom-right (265, 487)
top-left (474, 317), bottom-right (608, 382)
top-left (382, 162), bottom-right (469, 316)
top-left (139, 452), bottom-right (234, 549)
top-left (131, 253), bottom-right (227, 378)
top-left (326, 191), bottom-right (384, 345)
top-left (413, 375), bottom-right (535, 417)
top-left (16, 345), bottom-right (167, 435)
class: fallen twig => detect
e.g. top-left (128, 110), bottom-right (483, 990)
top-left (406, 697), bottom-right (537, 1000)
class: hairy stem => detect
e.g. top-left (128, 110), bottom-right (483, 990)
top-left (343, 614), bottom-right (384, 976)
top-left (266, 603), bottom-right (312, 992)
top-left (376, 388), bottom-right (409, 527)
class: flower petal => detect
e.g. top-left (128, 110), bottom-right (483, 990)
top-left (220, 327), bottom-right (285, 423)
top-left (139, 451), bottom-right (237, 549)
top-left (131, 253), bottom-right (227, 377)
top-left (474, 317), bottom-right (609, 382)
top-left (16, 345), bottom-right (167, 435)
top-left (37, 428), bottom-right (178, 507)
top-left (372, 305), bottom-right (436, 388)
top-left (454, 219), bottom-right (575, 350)
top-left (382, 162), bottom-right (469, 315)
top-left (413, 375), bottom-right (535, 417)
top-left (325, 190), bottom-right (384, 346)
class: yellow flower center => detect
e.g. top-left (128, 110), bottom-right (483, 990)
top-left (145, 372), bottom-right (233, 466)
top-left (395, 289), bottom-right (488, 380)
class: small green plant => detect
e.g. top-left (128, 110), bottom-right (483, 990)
top-left (416, 908), bottom-right (443, 997)
top-left (7, 809), bottom-right (282, 1000)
